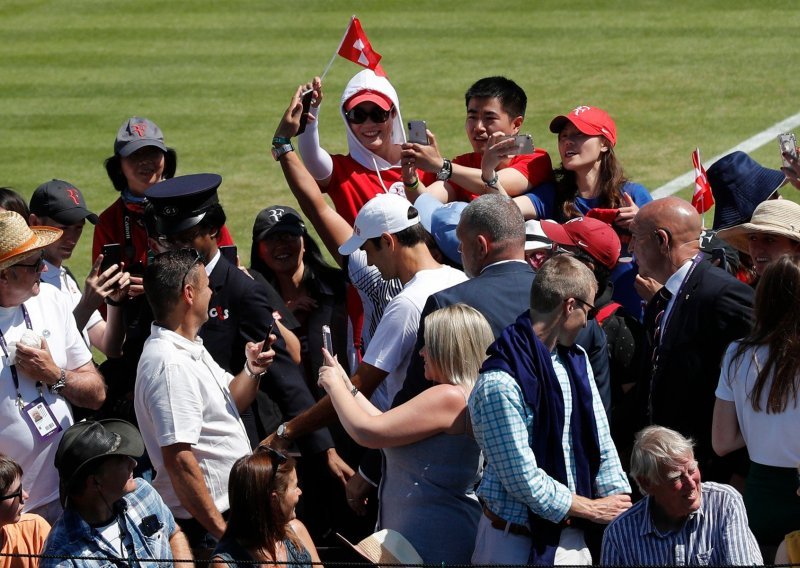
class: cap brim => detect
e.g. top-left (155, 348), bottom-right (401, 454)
top-left (344, 91), bottom-right (393, 112)
top-left (154, 212), bottom-right (207, 236)
top-left (118, 139), bottom-right (167, 157)
top-left (338, 233), bottom-right (367, 256)
top-left (51, 208), bottom-right (99, 226)
top-left (549, 115), bottom-right (570, 134)
top-left (539, 219), bottom-right (575, 246)
top-left (413, 194), bottom-right (444, 233)
top-left (256, 224), bottom-right (305, 242)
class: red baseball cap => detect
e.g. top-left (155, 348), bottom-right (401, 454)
top-left (539, 217), bottom-right (621, 269)
top-left (343, 90), bottom-right (393, 112)
top-left (549, 105), bottom-right (617, 147)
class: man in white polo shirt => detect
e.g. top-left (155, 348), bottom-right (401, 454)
top-left (134, 249), bottom-right (274, 549)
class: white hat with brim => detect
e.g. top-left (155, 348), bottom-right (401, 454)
top-left (337, 529), bottom-right (423, 567)
top-left (339, 194), bottom-right (420, 256)
top-left (715, 199), bottom-right (800, 254)
top-left (0, 211), bottom-right (63, 271)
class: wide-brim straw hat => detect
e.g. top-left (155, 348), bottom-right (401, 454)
top-left (337, 529), bottom-right (423, 567)
top-left (716, 199), bottom-right (800, 253)
top-left (0, 211), bottom-right (63, 271)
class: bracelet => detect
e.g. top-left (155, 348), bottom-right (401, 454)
top-left (436, 158), bottom-right (453, 181)
top-left (482, 171), bottom-right (499, 188)
top-left (404, 177), bottom-right (419, 190)
top-left (49, 368), bottom-right (67, 395)
top-left (244, 361), bottom-right (265, 380)
top-left (105, 296), bottom-right (126, 307)
top-left (350, 385), bottom-right (359, 397)
top-left (272, 136), bottom-right (291, 147)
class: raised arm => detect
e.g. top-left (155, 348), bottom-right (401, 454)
top-left (295, 77), bottom-right (334, 187)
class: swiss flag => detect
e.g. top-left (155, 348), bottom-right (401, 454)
top-left (337, 17), bottom-right (387, 77)
top-left (691, 148), bottom-right (714, 214)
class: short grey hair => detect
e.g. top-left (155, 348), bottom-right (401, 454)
top-left (459, 194), bottom-right (525, 246)
top-left (529, 254), bottom-right (596, 314)
top-left (630, 426), bottom-right (695, 494)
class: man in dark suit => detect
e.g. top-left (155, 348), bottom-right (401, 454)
top-left (145, 174), bottom-right (338, 462)
top-left (629, 196), bottom-right (753, 482)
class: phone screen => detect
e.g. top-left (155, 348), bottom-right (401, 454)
top-left (219, 245), bottom-right (237, 265)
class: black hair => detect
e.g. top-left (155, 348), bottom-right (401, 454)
top-left (144, 249), bottom-right (203, 321)
top-left (104, 148), bottom-right (177, 192)
top-left (464, 76), bottom-right (527, 119)
top-left (365, 206), bottom-right (426, 249)
top-left (0, 188), bottom-right (30, 219)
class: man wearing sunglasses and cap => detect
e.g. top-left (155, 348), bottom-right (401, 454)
top-left (41, 419), bottom-right (191, 566)
top-left (0, 211), bottom-right (105, 526)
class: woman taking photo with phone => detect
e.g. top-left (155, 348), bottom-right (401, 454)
top-left (211, 447), bottom-right (320, 568)
top-left (541, 105), bottom-right (652, 316)
top-left (317, 303), bottom-right (493, 564)
top-left (712, 254), bottom-right (800, 558)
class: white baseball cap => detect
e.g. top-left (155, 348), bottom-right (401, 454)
top-left (339, 194), bottom-right (420, 255)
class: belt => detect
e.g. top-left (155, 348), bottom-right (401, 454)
top-left (482, 505), bottom-right (532, 537)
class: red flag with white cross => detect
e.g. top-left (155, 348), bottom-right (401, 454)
top-left (336, 17), bottom-right (387, 77)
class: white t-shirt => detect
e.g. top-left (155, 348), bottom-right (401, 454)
top-left (716, 341), bottom-right (800, 467)
top-left (0, 285), bottom-right (93, 511)
top-left (363, 265), bottom-right (467, 410)
top-left (40, 260), bottom-right (103, 347)
top-left (134, 324), bottom-right (251, 519)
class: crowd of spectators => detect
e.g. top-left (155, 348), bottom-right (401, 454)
top-left (1, 70), bottom-right (799, 567)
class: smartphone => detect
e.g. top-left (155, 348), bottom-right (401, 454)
top-left (710, 248), bottom-right (728, 272)
top-left (262, 320), bottom-right (277, 352)
top-left (219, 245), bottom-right (237, 265)
top-left (100, 243), bottom-right (122, 273)
top-left (322, 324), bottom-right (333, 355)
top-left (296, 89), bottom-right (314, 135)
top-left (778, 133), bottom-right (797, 167)
top-left (408, 120), bottom-right (429, 145)
top-left (503, 134), bottom-right (534, 155)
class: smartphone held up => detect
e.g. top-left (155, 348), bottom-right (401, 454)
top-left (408, 120), bottom-right (429, 145)
top-left (778, 133), bottom-right (797, 167)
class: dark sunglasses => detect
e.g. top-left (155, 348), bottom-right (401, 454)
top-left (13, 251), bottom-right (45, 272)
top-left (0, 486), bottom-right (23, 501)
top-left (256, 445), bottom-right (288, 485)
top-left (574, 297), bottom-right (598, 320)
top-left (346, 107), bottom-right (392, 125)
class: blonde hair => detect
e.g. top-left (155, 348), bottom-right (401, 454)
top-left (424, 303), bottom-right (494, 390)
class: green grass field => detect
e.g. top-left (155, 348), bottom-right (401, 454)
top-left (2, 0), bottom-right (800, 279)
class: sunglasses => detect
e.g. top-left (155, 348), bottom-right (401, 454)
top-left (573, 297), bottom-right (598, 320)
top-left (0, 486), bottom-right (23, 502)
top-left (13, 251), bottom-right (45, 272)
top-left (153, 249), bottom-right (203, 289)
top-left (346, 107), bottom-right (392, 125)
top-left (256, 445), bottom-right (288, 485)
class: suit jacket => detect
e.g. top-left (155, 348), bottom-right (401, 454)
top-left (201, 256), bottom-right (334, 455)
top-left (638, 259), bottom-right (753, 480)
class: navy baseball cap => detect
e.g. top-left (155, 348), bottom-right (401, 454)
top-left (145, 173), bottom-right (222, 236)
top-left (115, 117), bottom-right (168, 157)
top-left (30, 179), bottom-right (98, 225)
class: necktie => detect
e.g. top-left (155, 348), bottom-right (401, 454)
top-left (648, 286), bottom-right (673, 421)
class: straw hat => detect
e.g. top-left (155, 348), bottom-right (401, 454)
top-left (337, 530), bottom-right (423, 567)
top-left (716, 199), bottom-right (800, 253)
top-left (0, 211), bottom-right (63, 271)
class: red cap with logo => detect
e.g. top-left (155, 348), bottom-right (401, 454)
top-left (343, 90), bottom-right (393, 112)
top-left (539, 217), bottom-right (621, 269)
top-left (549, 105), bottom-right (617, 147)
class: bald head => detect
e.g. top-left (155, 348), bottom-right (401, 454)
top-left (630, 197), bottom-right (702, 283)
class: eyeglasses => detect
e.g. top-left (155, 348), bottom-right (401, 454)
top-left (13, 252), bottom-right (45, 272)
top-left (573, 297), bottom-right (598, 320)
top-left (346, 106), bottom-right (392, 125)
top-left (0, 486), bottom-right (23, 502)
top-left (256, 445), bottom-right (288, 486)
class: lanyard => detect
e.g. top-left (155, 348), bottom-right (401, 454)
top-left (660, 252), bottom-right (704, 337)
top-left (0, 304), bottom-right (41, 409)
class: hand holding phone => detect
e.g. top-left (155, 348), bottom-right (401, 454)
top-left (778, 133), bottom-right (797, 168)
top-left (322, 325), bottom-right (333, 355)
top-left (262, 321), bottom-right (277, 352)
top-left (297, 89), bottom-right (314, 135)
top-left (502, 134), bottom-right (534, 155)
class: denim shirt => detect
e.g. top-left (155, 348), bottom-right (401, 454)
top-left (41, 479), bottom-right (176, 567)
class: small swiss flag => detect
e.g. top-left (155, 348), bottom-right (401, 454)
top-left (691, 148), bottom-right (714, 214)
top-left (337, 17), bottom-right (387, 77)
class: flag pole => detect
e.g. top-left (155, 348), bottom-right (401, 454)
top-left (320, 15), bottom-right (355, 82)
top-left (697, 148), bottom-right (706, 227)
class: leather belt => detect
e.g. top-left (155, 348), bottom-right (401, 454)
top-left (482, 505), bottom-right (532, 537)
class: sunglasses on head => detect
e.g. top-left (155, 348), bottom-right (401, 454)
top-left (346, 106), bottom-right (392, 125)
top-left (256, 445), bottom-right (288, 485)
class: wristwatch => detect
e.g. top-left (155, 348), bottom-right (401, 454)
top-left (276, 422), bottom-right (290, 441)
top-left (436, 158), bottom-right (453, 181)
top-left (482, 171), bottom-right (500, 189)
top-left (271, 142), bottom-right (294, 161)
top-left (48, 369), bottom-right (67, 395)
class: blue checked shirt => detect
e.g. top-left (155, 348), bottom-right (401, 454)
top-left (41, 479), bottom-right (177, 567)
top-left (469, 348), bottom-right (630, 526)
top-left (600, 482), bottom-right (763, 566)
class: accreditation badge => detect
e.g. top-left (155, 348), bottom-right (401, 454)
top-left (22, 397), bottom-right (62, 440)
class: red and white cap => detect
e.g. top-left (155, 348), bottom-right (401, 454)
top-left (539, 217), bottom-right (621, 269)
top-left (549, 105), bottom-right (617, 146)
top-left (339, 194), bottom-right (420, 255)
top-left (343, 89), bottom-right (394, 112)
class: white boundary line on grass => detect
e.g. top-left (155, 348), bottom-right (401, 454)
top-left (652, 110), bottom-right (800, 198)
